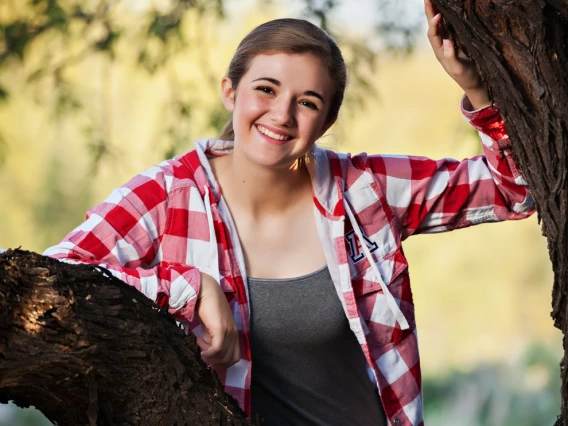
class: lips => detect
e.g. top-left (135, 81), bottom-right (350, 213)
top-left (255, 124), bottom-right (292, 142)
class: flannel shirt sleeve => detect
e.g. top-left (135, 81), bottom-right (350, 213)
top-left (367, 95), bottom-right (535, 240)
top-left (43, 165), bottom-right (201, 322)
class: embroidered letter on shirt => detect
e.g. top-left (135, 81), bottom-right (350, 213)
top-left (345, 228), bottom-right (379, 263)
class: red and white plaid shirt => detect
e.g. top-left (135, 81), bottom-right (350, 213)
top-left (45, 98), bottom-right (534, 426)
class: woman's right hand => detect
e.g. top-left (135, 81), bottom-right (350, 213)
top-left (195, 272), bottom-right (240, 368)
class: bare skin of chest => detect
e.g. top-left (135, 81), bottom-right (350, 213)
top-left (210, 155), bottom-right (327, 279)
top-left (231, 205), bottom-right (327, 279)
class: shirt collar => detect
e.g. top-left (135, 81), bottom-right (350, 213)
top-left (192, 138), bottom-right (342, 217)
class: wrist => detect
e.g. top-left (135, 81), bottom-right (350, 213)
top-left (464, 88), bottom-right (491, 110)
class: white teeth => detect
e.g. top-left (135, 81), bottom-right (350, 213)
top-left (257, 125), bottom-right (289, 141)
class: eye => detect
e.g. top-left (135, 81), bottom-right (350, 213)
top-left (300, 100), bottom-right (319, 111)
top-left (256, 86), bottom-right (274, 94)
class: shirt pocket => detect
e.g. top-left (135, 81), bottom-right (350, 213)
top-left (353, 248), bottom-right (415, 345)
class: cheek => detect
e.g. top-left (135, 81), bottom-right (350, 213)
top-left (301, 116), bottom-right (327, 139)
top-left (234, 92), bottom-right (267, 122)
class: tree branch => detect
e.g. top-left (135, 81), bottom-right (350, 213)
top-left (0, 249), bottom-right (253, 426)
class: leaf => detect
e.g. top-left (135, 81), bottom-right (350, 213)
top-left (163, 145), bottom-right (177, 161)
top-left (55, 87), bottom-right (82, 115)
top-left (178, 102), bottom-right (191, 118)
top-left (94, 29), bottom-right (121, 58)
top-left (27, 67), bottom-right (47, 83)
top-left (148, 12), bottom-right (183, 44)
top-left (46, 1), bottom-right (69, 31)
top-left (208, 105), bottom-right (229, 133)
top-left (0, 85), bottom-right (8, 103)
top-left (0, 132), bottom-right (7, 167)
top-left (148, 15), bottom-right (169, 43)
top-left (4, 21), bottom-right (33, 61)
top-left (85, 134), bottom-right (114, 176)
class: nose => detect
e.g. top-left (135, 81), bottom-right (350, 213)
top-left (270, 95), bottom-right (295, 128)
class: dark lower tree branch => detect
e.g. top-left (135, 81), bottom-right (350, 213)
top-left (0, 249), bottom-right (252, 426)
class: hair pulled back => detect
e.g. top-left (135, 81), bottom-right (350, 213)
top-left (219, 18), bottom-right (347, 140)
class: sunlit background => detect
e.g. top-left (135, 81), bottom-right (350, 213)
top-left (0, 0), bottom-right (561, 425)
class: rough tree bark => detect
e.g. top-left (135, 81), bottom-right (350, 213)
top-left (0, 249), bottom-right (252, 426)
top-left (2, 3), bottom-right (567, 425)
top-left (431, 0), bottom-right (568, 424)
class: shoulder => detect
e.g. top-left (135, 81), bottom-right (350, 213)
top-left (87, 149), bottom-right (202, 217)
top-left (124, 149), bottom-right (201, 195)
top-left (323, 149), bottom-right (372, 177)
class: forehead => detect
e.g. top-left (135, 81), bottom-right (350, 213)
top-left (245, 53), bottom-right (334, 96)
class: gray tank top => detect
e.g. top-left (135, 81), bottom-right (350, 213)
top-left (248, 266), bottom-right (387, 426)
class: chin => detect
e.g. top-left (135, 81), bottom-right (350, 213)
top-left (246, 149), bottom-right (301, 170)
top-left (234, 133), bottom-right (312, 170)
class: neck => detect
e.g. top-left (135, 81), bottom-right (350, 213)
top-left (214, 152), bottom-right (312, 218)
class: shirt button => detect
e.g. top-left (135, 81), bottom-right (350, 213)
top-left (394, 418), bottom-right (400, 425)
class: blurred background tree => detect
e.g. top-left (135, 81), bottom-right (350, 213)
top-left (0, 0), bottom-right (560, 425)
top-left (1, 0), bottom-right (420, 247)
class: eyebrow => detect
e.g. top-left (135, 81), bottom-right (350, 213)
top-left (251, 77), bottom-right (326, 104)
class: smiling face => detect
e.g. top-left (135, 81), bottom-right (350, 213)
top-left (221, 53), bottom-right (336, 170)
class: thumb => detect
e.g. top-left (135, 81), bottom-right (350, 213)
top-left (196, 337), bottom-right (211, 352)
top-left (200, 331), bottom-right (223, 358)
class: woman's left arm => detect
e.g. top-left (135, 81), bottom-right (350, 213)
top-left (364, 102), bottom-right (535, 240)
top-left (360, 1), bottom-right (535, 239)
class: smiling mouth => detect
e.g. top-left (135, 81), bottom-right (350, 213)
top-left (256, 124), bottom-right (292, 141)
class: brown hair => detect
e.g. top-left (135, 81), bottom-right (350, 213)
top-left (219, 18), bottom-right (347, 140)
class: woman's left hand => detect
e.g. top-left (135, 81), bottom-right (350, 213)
top-left (425, 0), bottom-right (491, 110)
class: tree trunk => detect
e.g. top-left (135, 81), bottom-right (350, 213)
top-left (0, 249), bottom-right (252, 426)
top-left (431, 0), bottom-right (568, 424)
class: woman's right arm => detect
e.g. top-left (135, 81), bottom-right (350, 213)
top-left (43, 165), bottom-right (201, 322)
top-left (44, 163), bottom-right (240, 366)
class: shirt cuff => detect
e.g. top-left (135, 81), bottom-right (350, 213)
top-left (168, 266), bottom-right (201, 321)
top-left (461, 94), bottom-right (507, 139)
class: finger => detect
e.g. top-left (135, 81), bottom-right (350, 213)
top-left (202, 350), bottom-right (232, 368)
top-left (201, 331), bottom-right (226, 357)
top-left (218, 350), bottom-right (236, 367)
top-left (200, 347), bottom-right (223, 365)
top-left (232, 338), bottom-right (241, 361)
top-left (207, 330), bottom-right (239, 365)
top-left (225, 333), bottom-right (240, 366)
top-left (424, 0), bottom-right (438, 21)
top-left (196, 337), bottom-right (211, 351)
top-left (427, 13), bottom-right (443, 51)
top-left (456, 48), bottom-right (471, 62)
top-left (443, 38), bottom-right (456, 60)
top-left (219, 344), bottom-right (240, 368)
top-left (441, 39), bottom-right (469, 78)
top-left (200, 345), bottom-right (221, 359)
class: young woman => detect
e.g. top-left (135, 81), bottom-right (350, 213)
top-left (44, 1), bottom-right (535, 425)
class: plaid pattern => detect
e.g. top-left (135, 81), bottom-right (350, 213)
top-left (45, 99), bottom-right (534, 425)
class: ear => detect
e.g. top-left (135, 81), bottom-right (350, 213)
top-left (318, 117), bottom-right (337, 138)
top-left (221, 76), bottom-right (236, 113)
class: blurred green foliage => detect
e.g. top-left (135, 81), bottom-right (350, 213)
top-left (0, 0), bottom-right (423, 165)
top-left (422, 343), bottom-right (561, 426)
top-left (0, 0), bottom-right (228, 171)
top-left (0, 0), bottom-right (423, 251)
